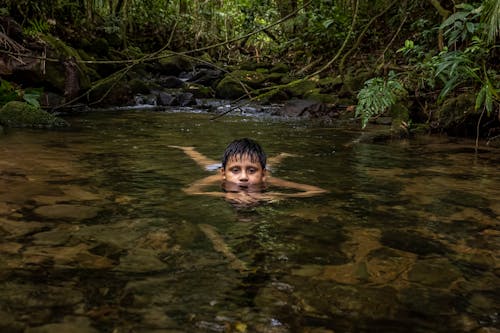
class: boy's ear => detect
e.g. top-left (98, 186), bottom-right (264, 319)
top-left (219, 167), bottom-right (226, 179)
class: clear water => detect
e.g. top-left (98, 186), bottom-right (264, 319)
top-left (0, 109), bottom-right (498, 332)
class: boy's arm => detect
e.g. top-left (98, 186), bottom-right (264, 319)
top-left (265, 176), bottom-right (328, 198)
top-left (169, 146), bottom-right (219, 169)
top-left (183, 174), bottom-right (224, 197)
top-left (267, 152), bottom-right (297, 169)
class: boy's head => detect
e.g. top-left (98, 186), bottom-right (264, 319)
top-left (221, 138), bottom-right (267, 186)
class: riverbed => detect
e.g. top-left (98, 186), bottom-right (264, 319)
top-left (0, 109), bottom-right (498, 332)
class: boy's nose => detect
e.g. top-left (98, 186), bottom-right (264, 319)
top-left (239, 171), bottom-right (248, 181)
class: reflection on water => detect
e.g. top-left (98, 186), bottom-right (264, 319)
top-left (0, 110), bottom-right (499, 332)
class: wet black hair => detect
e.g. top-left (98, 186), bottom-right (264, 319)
top-left (221, 138), bottom-right (267, 169)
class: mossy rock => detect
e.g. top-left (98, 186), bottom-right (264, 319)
top-left (339, 70), bottom-right (372, 97)
top-left (129, 78), bottom-right (150, 95)
top-left (231, 70), bottom-right (268, 88)
top-left (270, 63), bottom-right (289, 74)
top-left (157, 52), bottom-right (192, 75)
top-left (92, 37), bottom-right (110, 57)
top-left (40, 34), bottom-right (92, 93)
top-left (317, 75), bottom-right (343, 92)
top-left (240, 60), bottom-right (272, 71)
top-left (437, 93), bottom-right (475, 128)
top-left (285, 79), bottom-right (317, 98)
top-left (0, 101), bottom-right (69, 128)
top-left (304, 90), bottom-right (338, 103)
top-left (184, 83), bottom-right (214, 98)
top-left (215, 76), bottom-right (248, 99)
top-left (215, 70), bottom-right (267, 99)
top-left (267, 72), bottom-right (285, 83)
top-left (88, 80), bottom-right (133, 107)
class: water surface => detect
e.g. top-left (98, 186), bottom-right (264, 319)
top-left (0, 110), bottom-right (498, 332)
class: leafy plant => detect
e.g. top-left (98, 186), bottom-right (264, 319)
top-left (22, 88), bottom-right (43, 108)
top-left (0, 80), bottom-right (19, 106)
top-left (25, 18), bottom-right (52, 36)
top-left (356, 72), bottom-right (407, 128)
top-left (0, 80), bottom-right (42, 108)
top-left (434, 1), bottom-right (499, 116)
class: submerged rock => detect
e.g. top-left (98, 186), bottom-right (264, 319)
top-left (0, 101), bottom-right (69, 128)
top-left (33, 204), bottom-right (99, 221)
top-left (380, 230), bottom-right (449, 256)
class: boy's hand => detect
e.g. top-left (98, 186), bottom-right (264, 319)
top-left (168, 145), bottom-right (195, 150)
top-left (224, 191), bottom-right (260, 206)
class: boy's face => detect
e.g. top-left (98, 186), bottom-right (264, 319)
top-left (221, 154), bottom-right (266, 187)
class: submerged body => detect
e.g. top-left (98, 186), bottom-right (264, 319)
top-left (170, 138), bottom-right (327, 206)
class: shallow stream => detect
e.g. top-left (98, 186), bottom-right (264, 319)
top-left (0, 109), bottom-right (499, 332)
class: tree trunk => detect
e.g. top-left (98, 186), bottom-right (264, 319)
top-left (276, 0), bottom-right (298, 35)
top-left (427, 0), bottom-right (451, 50)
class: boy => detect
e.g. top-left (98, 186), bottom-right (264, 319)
top-left (170, 138), bottom-right (327, 206)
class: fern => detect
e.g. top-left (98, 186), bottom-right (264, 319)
top-left (356, 73), bottom-right (407, 128)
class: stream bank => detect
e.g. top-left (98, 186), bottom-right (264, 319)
top-left (0, 15), bottom-right (498, 145)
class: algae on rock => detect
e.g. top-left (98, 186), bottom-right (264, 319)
top-left (0, 101), bottom-right (69, 128)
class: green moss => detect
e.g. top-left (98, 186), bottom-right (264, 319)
top-left (0, 101), bottom-right (69, 128)
top-left (129, 78), bottom-right (150, 95)
top-left (270, 63), bottom-right (289, 74)
top-left (40, 34), bottom-right (92, 92)
top-left (158, 52), bottom-right (192, 75)
top-left (215, 76), bottom-right (247, 99)
top-left (304, 90), bottom-right (338, 103)
top-left (437, 93), bottom-right (475, 128)
top-left (285, 80), bottom-right (317, 97)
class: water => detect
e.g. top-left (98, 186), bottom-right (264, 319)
top-left (0, 109), bottom-right (499, 332)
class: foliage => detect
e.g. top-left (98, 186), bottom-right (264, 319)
top-left (436, 2), bottom-right (499, 116)
top-left (0, 80), bottom-right (19, 106)
top-left (396, 1), bottom-right (499, 124)
top-left (0, 80), bottom-right (42, 108)
top-left (24, 18), bottom-right (52, 37)
top-left (356, 72), bottom-right (407, 128)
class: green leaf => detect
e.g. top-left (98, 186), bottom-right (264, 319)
top-left (485, 86), bottom-right (493, 116)
top-left (475, 84), bottom-right (487, 111)
top-left (23, 92), bottom-right (41, 108)
top-left (322, 19), bottom-right (334, 29)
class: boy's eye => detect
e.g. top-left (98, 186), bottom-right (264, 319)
top-left (248, 168), bottom-right (256, 174)
top-left (230, 167), bottom-right (240, 173)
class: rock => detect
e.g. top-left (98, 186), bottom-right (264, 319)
top-left (270, 63), bottom-right (289, 74)
top-left (487, 135), bottom-right (500, 148)
top-left (156, 91), bottom-right (177, 106)
top-left (188, 68), bottom-right (223, 85)
top-left (177, 92), bottom-right (195, 106)
top-left (215, 70), bottom-right (268, 99)
top-left (115, 248), bottom-right (168, 273)
top-left (129, 78), bottom-right (150, 94)
top-left (278, 99), bottom-right (337, 118)
top-left (157, 53), bottom-right (192, 75)
top-left (158, 75), bottom-right (185, 88)
top-left (285, 80), bottom-right (317, 97)
top-left (33, 204), bottom-right (99, 221)
top-left (380, 229), bottom-right (449, 256)
top-left (39, 92), bottom-right (65, 108)
top-left (39, 34), bottom-right (92, 93)
top-left (25, 317), bottom-right (99, 333)
top-left (0, 218), bottom-right (47, 239)
top-left (408, 258), bottom-right (462, 288)
top-left (0, 101), bottom-right (69, 128)
top-left (0, 309), bottom-right (24, 332)
top-left (184, 83), bottom-right (213, 98)
top-left (88, 80), bottom-right (133, 106)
